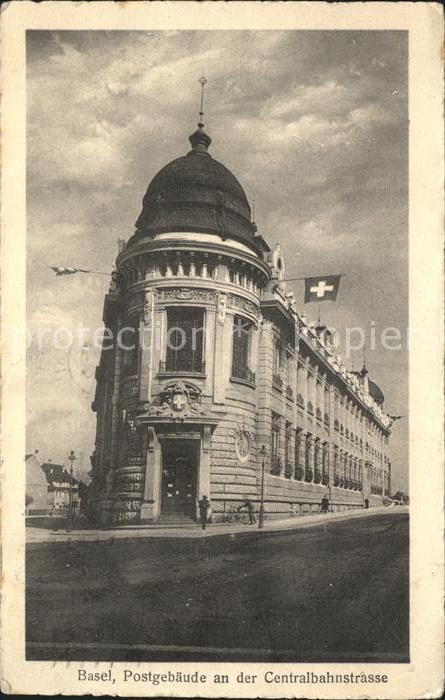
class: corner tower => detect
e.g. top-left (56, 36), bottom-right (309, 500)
top-left (89, 87), bottom-right (272, 525)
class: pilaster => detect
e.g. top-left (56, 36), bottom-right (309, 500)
top-left (139, 289), bottom-right (155, 403)
top-left (213, 294), bottom-right (230, 404)
top-left (140, 426), bottom-right (162, 522)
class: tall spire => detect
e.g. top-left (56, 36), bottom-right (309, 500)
top-left (189, 75), bottom-right (212, 153)
top-left (362, 340), bottom-right (368, 374)
top-left (198, 75), bottom-right (207, 126)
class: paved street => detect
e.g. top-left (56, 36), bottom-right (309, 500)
top-left (26, 511), bottom-right (409, 663)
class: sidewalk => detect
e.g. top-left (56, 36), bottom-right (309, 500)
top-left (26, 505), bottom-right (408, 545)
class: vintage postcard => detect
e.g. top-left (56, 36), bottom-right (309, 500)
top-left (1, 1), bottom-right (443, 698)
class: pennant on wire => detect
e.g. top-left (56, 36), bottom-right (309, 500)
top-left (50, 266), bottom-right (90, 276)
top-left (50, 266), bottom-right (110, 276)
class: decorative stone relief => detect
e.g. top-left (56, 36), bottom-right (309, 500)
top-left (143, 288), bottom-right (155, 323)
top-left (228, 293), bottom-right (260, 319)
top-left (217, 291), bottom-right (227, 325)
top-left (268, 243), bottom-right (286, 292)
top-left (138, 381), bottom-right (206, 420)
top-left (235, 425), bottom-right (251, 463)
top-left (157, 287), bottom-right (217, 303)
top-left (119, 414), bottom-right (145, 467)
top-left (114, 499), bottom-right (142, 523)
top-left (115, 470), bottom-right (144, 493)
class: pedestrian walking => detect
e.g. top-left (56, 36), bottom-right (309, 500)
top-left (198, 495), bottom-right (210, 530)
top-left (364, 497), bottom-right (369, 509)
top-left (244, 498), bottom-right (256, 524)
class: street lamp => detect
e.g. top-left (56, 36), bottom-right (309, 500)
top-left (66, 450), bottom-right (76, 533)
top-left (258, 445), bottom-right (266, 529)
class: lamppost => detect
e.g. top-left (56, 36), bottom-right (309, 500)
top-left (66, 450), bottom-right (76, 533)
top-left (258, 445), bottom-right (266, 529)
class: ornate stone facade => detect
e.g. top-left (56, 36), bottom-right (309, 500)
top-left (89, 118), bottom-right (392, 526)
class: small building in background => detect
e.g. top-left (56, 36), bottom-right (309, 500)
top-left (25, 450), bottom-right (48, 515)
top-left (40, 462), bottom-right (80, 514)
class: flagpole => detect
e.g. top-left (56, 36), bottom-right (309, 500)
top-left (284, 273), bottom-right (346, 282)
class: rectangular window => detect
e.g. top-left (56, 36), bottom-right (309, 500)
top-left (121, 318), bottom-right (139, 376)
top-left (273, 337), bottom-right (282, 376)
top-left (271, 412), bottom-right (281, 475)
top-left (231, 315), bottom-right (254, 384)
top-left (284, 421), bottom-right (293, 478)
top-left (164, 307), bottom-right (204, 373)
top-left (272, 336), bottom-right (283, 390)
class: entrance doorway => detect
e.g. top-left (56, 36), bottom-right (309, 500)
top-left (161, 440), bottom-right (198, 519)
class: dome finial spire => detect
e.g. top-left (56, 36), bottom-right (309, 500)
top-left (189, 75), bottom-right (212, 153)
top-left (198, 75), bottom-right (207, 127)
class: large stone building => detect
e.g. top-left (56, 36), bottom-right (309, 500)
top-left (89, 113), bottom-right (393, 526)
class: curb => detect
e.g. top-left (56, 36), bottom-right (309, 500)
top-left (26, 506), bottom-right (408, 546)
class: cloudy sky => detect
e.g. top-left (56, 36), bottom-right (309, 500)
top-left (26, 30), bottom-right (408, 489)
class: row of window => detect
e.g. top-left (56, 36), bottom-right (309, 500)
top-left (269, 413), bottom-right (388, 492)
top-left (119, 309), bottom-right (386, 449)
top-left (143, 261), bottom-right (261, 294)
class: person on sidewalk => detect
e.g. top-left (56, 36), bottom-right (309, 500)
top-left (198, 495), bottom-right (210, 530)
top-left (244, 498), bottom-right (256, 524)
top-left (320, 494), bottom-right (330, 513)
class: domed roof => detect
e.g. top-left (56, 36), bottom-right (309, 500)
top-left (369, 379), bottom-right (385, 406)
top-left (133, 125), bottom-right (261, 252)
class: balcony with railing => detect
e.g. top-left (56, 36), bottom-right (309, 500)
top-left (230, 365), bottom-right (256, 388)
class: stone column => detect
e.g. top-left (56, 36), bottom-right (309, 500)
top-left (213, 293), bottom-right (230, 404)
top-left (298, 432), bottom-right (306, 478)
top-left (306, 433), bottom-right (314, 481)
top-left (256, 319), bottom-right (274, 460)
top-left (340, 450), bottom-right (347, 479)
top-left (140, 426), bottom-right (162, 522)
top-left (313, 437), bottom-right (321, 481)
top-left (330, 445), bottom-right (337, 485)
top-left (320, 374), bottom-right (326, 421)
top-left (303, 357), bottom-right (310, 412)
top-left (322, 442), bottom-right (329, 480)
top-left (294, 429), bottom-right (300, 478)
top-left (109, 314), bottom-right (123, 470)
top-left (139, 289), bottom-right (155, 403)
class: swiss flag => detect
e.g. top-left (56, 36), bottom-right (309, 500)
top-left (304, 275), bottom-right (341, 303)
